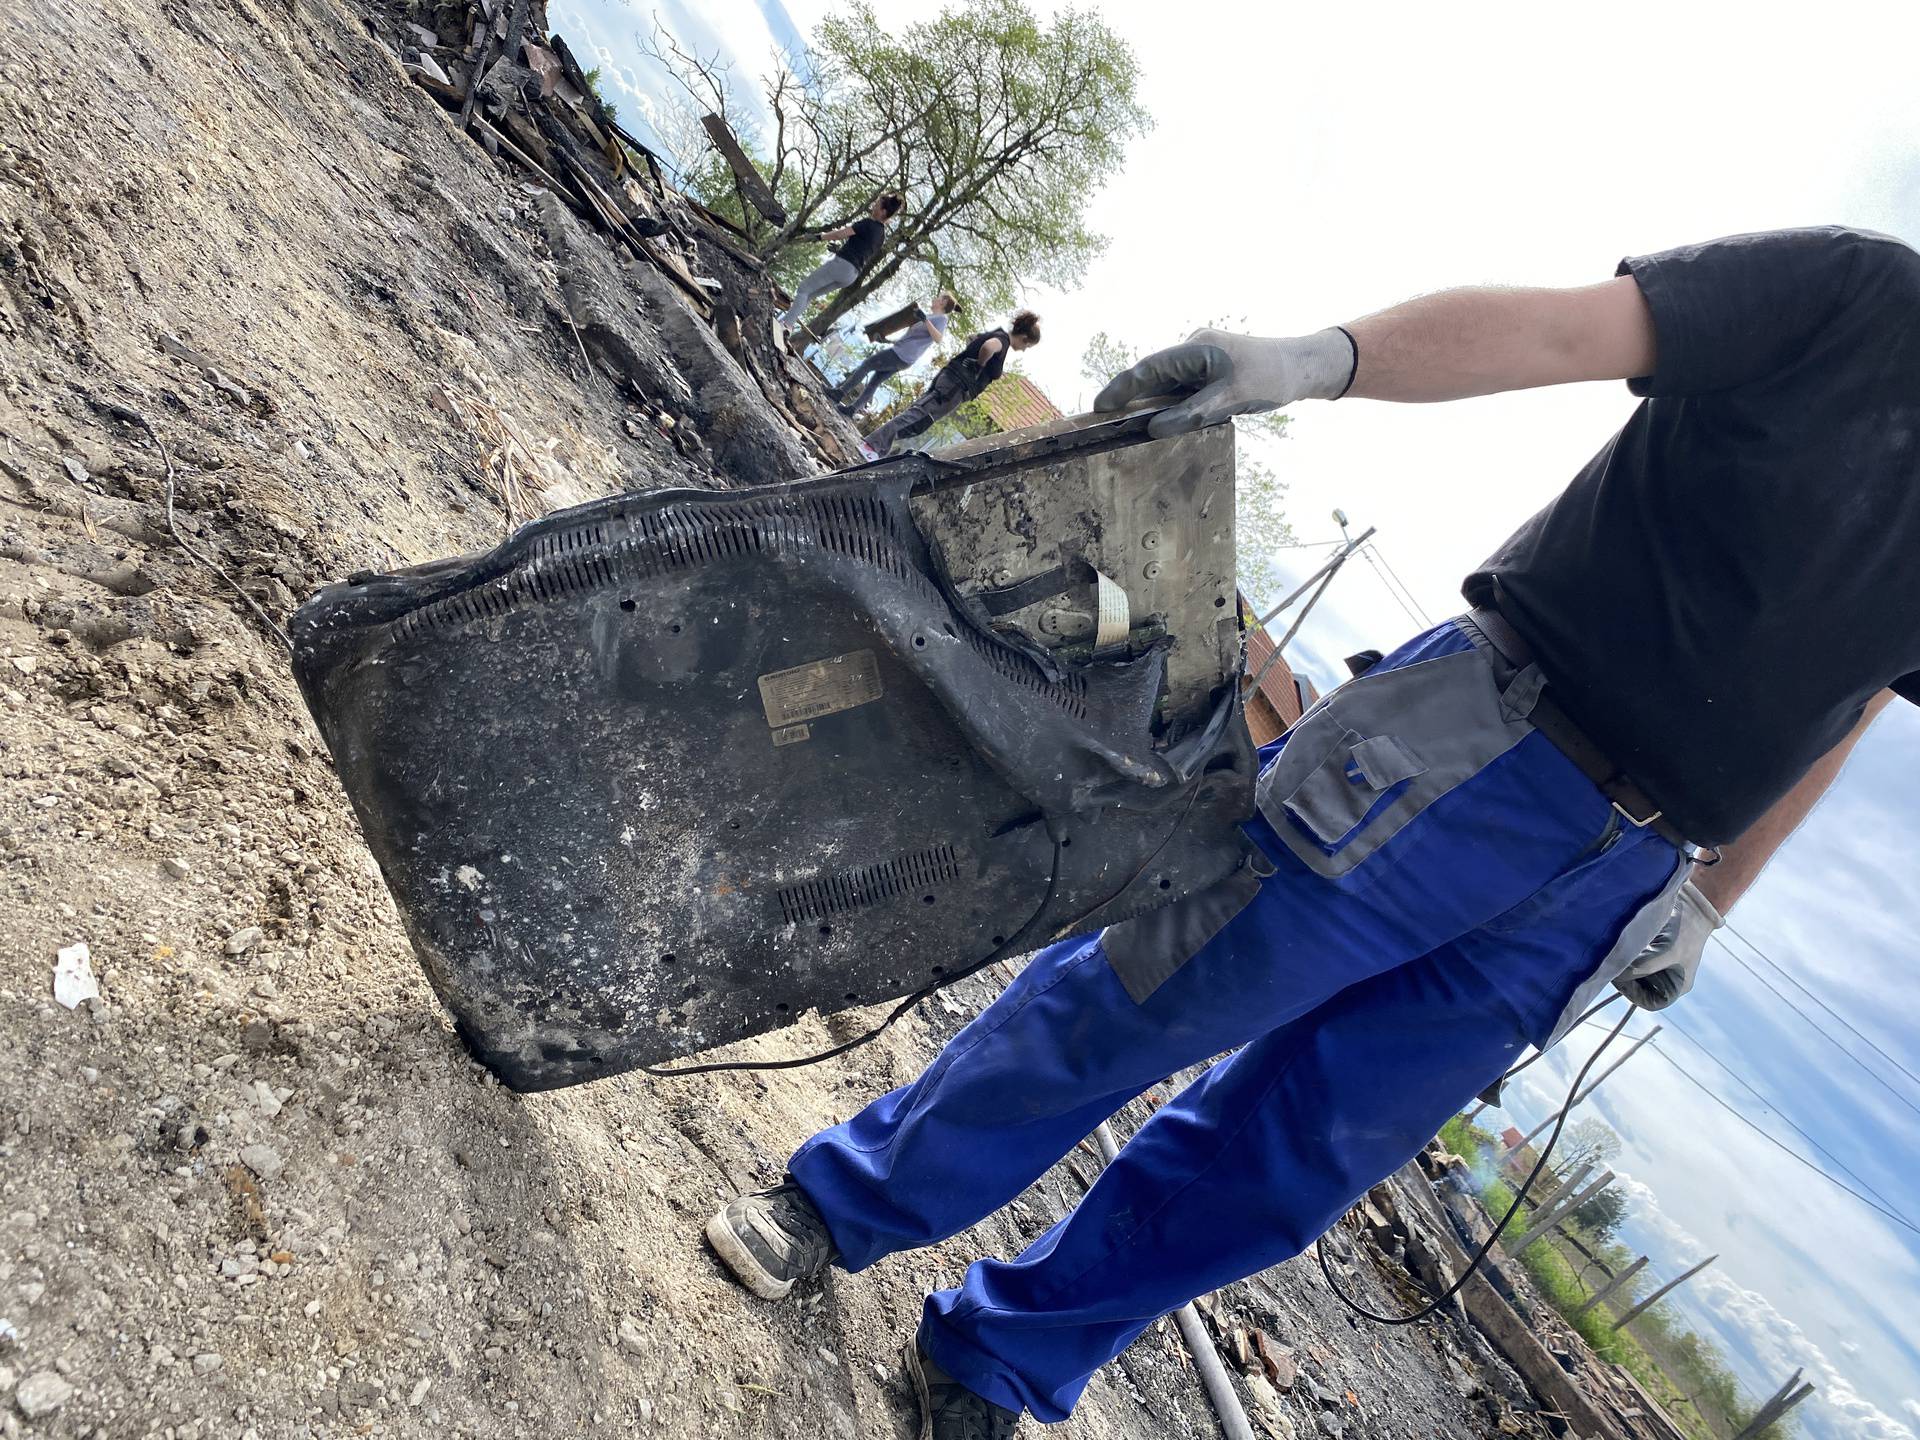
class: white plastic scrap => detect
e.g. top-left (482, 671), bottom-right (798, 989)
top-left (53, 942), bottom-right (100, 1009)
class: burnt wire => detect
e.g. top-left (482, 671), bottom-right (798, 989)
top-left (1478, 992), bottom-right (1625, 1092)
top-left (1317, 1004), bottom-right (1635, 1325)
top-left (118, 393), bottom-right (294, 653)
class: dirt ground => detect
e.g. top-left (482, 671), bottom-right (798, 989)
top-left (0, 0), bottom-right (1523, 1435)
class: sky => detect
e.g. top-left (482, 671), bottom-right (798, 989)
top-left (548, 1), bottom-right (1920, 1433)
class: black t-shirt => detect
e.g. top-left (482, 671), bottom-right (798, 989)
top-left (834, 218), bottom-right (886, 272)
top-left (1466, 227), bottom-right (1920, 845)
top-left (951, 329), bottom-right (1011, 394)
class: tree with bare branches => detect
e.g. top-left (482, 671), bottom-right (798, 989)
top-left (651, 0), bottom-right (1148, 324)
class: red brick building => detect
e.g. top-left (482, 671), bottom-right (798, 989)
top-left (1241, 593), bottom-right (1320, 745)
top-left (976, 374), bottom-right (1063, 433)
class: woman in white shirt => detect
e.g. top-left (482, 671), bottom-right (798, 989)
top-left (832, 294), bottom-right (960, 417)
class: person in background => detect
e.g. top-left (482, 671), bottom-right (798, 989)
top-left (779, 194), bottom-right (904, 337)
top-left (862, 310), bottom-right (1041, 458)
top-left (832, 293), bottom-right (961, 418)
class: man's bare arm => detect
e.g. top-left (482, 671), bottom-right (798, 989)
top-left (1095, 274), bottom-right (1660, 436)
top-left (1345, 277), bottom-right (1658, 402)
top-left (1695, 690), bottom-right (1897, 913)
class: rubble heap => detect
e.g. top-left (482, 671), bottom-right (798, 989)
top-left (369, 0), bottom-right (866, 482)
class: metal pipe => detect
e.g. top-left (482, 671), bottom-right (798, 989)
top-left (1094, 1123), bottom-right (1256, 1440)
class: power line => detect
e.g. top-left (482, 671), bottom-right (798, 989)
top-left (1718, 921), bottom-right (1920, 1094)
top-left (1656, 1014), bottom-right (1912, 1220)
top-left (1559, 1013), bottom-right (1920, 1244)
top-left (1359, 545), bottom-right (1425, 631)
top-left (1365, 542), bottom-right (1435, 627)
top-left (1641, 1040), bottom-right (1920, 1238)
top-left (1359, 542), bottom-right (1427, 624)
top-left (1707, 934), bottom-right (1920, 1122)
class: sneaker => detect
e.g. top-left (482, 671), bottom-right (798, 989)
top-left (705, 1181), bottom-right (837, 1301)
top-left (905, 1341), bottom-right (1020, 1440)
top-left (857, 442), bottom-right (880, 462)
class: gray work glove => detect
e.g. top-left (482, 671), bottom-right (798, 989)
top-left (1614, 880), bottom-right (1722, 1010)
top-left (1093, 327), bottom-right (1357, 439)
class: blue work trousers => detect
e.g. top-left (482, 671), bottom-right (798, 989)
top-left (787, 621), bottom-right (1683, 1421)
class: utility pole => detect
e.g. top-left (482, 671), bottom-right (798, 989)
top-left (1732, 1370), bottom-right (1816, 1440)
top-left (1509, 1171), bottom-right (1615, 1256)
top-left (1518, 1159), bottom-right (1595, 1214)
top-left (1503, 1025), bottom-right (1662, 1158)
top-left (1246, 520), bottom-right (1377, 696)
top-left (1612, 1254), bottom-right (1717, 1330)
top-left (1572, 1254), bottom-right (1649, 1318)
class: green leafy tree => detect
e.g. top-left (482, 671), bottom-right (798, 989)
top-left (652, 0), bottom-right (1149, 325)
top-left (1570, 1184), bottom-right (1630, 1244)
top-left (581, 66), bottom-right (618, 121)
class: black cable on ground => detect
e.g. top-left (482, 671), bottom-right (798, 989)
top-left (118, 392), bottom-right (294, 654)
top-left (1317, 1004), bottom-right (1635, 1325)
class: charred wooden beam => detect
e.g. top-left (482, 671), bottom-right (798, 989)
top-left (863, 301), bottom-right (924, 343)
top-left (699, 112), bottom-right (787, 224)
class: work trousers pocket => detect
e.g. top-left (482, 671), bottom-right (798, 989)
top-left (1256, 647), bottom-right (1539, 879)
top-left (1101, 849), bottom-right (1271, 1004)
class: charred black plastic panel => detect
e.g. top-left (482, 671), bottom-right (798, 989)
top-left (291, 413), bottom-right (1256, 1090)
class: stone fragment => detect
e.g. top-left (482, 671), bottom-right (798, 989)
top-left (15, 1370), bottom-right (74, 1418)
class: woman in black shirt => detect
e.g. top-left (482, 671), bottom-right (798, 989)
top-left (778, 194), bottom-right (903, 336)
top-left (863, 311), bottom-right (1042, 457)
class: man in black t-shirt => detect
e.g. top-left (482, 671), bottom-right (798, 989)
top-left (777, 193), bottom-right (903, 336)
top-left (706, 228), bottom-right (1920, 1439)
top-left (862, 310), bottom-right (1042, 456)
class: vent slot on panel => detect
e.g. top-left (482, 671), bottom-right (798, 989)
top-left (777, 843), bottom-right (962, 925)
top-left (393, 492), bottom-right (917, 640)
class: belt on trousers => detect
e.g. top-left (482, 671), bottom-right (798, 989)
top-left (1463, 607), bottom-right (1703, 856)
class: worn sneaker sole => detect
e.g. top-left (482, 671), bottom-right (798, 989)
top-left (704, 1208), bottom-right (794, 1302)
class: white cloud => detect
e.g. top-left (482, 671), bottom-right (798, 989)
top-left (1597, 1176), bottom-right (1917, 1440)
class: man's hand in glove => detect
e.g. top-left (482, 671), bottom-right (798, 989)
top-left (1615, 880), bottom-right (1723, 1010)
top-left (1093, 327), bottom-right (1357, 439)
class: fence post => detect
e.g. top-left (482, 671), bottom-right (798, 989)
top-left (1612, 1254), bottom-right (1718, 1330)
top-left (1572, 1255), bottom-right (1649, 1317)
